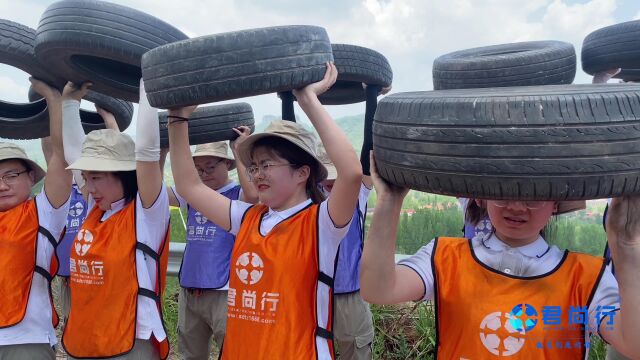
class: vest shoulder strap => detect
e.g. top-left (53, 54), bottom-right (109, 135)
top-left (315, 326), bottom-right (333, 340)
top-left (34, 265), bottom-right (53, 282)
top-left (136, 242), bottom-right (159, 261)
top-left (318, 271), bottom-right (333, 288)
top-left (38, 226), bottom-right (58, 249)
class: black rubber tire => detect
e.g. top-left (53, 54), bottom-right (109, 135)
top-left (158, 103), bottom-right (255, 149)
top-left (142, 25), bottom-right (333, 108)
top-left (432, 41), bottom-right (576, 90)
top-left (317, 44), bottom-right (392, 105)
top-left (373, 84), bottom-right (640, 200)
top-left (0, 20), bottom-right (64, 140)
top-left (34, 0), bottom-right (188, 102)
top-left (28, 86), bottom-right (133, 134)
top-left (582, 20), bottom-right (640, 82)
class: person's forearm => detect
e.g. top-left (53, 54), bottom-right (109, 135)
top-left (610, 241), bottom-right (640, 356)
top-left (62, 100), bottom-right (86, 187)
top-left (297, 94), bottom-right (362, 179)
top-left (235, 158), bottom-right (257, 203)
top-left (360, 194), bottom-right (404, 302)
top-left (168, 121), bottom-right (202, 200)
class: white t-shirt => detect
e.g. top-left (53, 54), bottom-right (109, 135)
top-left (399, 234), bottom-right (620, 350)
top-left (0, 189), bottom-right (70, 346)
top-left (229, 195), bottom-right (352, 360)
top-left (86, 184), bottom-right (170, 342)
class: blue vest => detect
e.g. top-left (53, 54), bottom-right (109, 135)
top-left (334, 204), bottom-right (365, 294)
top-left (179, 185), bottom-right (241, 289)
top-left (57, 184), bottom-right (88, 277)
top-left (463, 216), bottom-right (493, 241)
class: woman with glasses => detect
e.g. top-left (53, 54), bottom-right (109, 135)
top-left (0, 78), bottom-right (72, 359)
top-left (168, 62), bottom-right (363, 359)
top-left (160, 137), bottom-right (257, 360)
top-left (361, 151), bottom-right (640, 358)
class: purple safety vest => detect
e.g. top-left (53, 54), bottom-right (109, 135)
top-left (57, 184), bottom-right (88, 277)
top-left (334, 202), bottom-right (365, 294)
top-left (179, 184), bottom-right (241, 289)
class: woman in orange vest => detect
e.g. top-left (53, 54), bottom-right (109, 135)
top-left (0, 79), bottom-right (72, 359)
top-left (167, 62), bottom-right (363, 359)
top-left (59, 80), bottom-right (170, 359)
top-left (361, 153), bottom-right (640, 359)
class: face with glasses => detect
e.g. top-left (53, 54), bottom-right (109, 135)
top-left (194, 156), bottom-right (232, 190)
top-left (248, 146), bottom-right (309, 209)
top-left (0, 159), bottom-right (36, 211)
top-left (480, 199), bottom-right (558, 245)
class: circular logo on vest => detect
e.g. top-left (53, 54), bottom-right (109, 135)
top-left (508, 304), bottom-right (538, 332)
top-left (235, 252), bottom-right (264, 285)
top-left (68, 201), bottom-right (85, 217)
top-left (479, 311), bottom-right (526, 356)
top-left (74, 229), bottom-right (94, 257)
top-left (194, 211), bottom-right (208, 225)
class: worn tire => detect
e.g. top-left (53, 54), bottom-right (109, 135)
top-left (373, 84), bottom-right (640, 200)
top-left (317, 44), bottom-right (392, 105)
top-left (582, 20), bottom-right (640, 82)
top-left (28, 87), bottom-right (133, 134)
top-left (158, 103), bottom-right (254, 148)
top-left (433, 41), bottom-right (576, 90)
top-left (142, 25), bottom-right (333, 108)
top-left (0, 20), bottom-right (63, 140)
top-left (34, 0), bottom-right (188, 102)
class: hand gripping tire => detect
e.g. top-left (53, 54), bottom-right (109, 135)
top-left (582, 20), bottom-right (640, 82)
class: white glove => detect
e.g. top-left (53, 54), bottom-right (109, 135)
top-left (135, 78), bottom-right (160, 162)
top-left (592, 68), bottom-right (622, 84)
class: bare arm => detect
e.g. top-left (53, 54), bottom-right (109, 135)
top-left (360, 152), bottom-right (424, 304)
top-left (160, 148), bottom-right (180, 207)
top-left (598, 196), bottom-right (640, 358)
top-left (294, 63), bottom-right (362, 227)
top-left (231, 126), bottom-right (258, 204)
top-left (135, 79), bottom-right (163, 209)
top-left (30, 78), bottom-right (72, 208)
top-left (96, 105), bottom-right (120, 131)
top-left (168, 106), bottom-right (232, 231)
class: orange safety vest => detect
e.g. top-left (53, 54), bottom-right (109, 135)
top-left (222, 203), bottom-right (335, 360)
top-left (432, 237), bottom-right (606, 359)
top-left (62, 200), bottom-right (170, 359)
top-left (0, 199), bottom-right (59, 329)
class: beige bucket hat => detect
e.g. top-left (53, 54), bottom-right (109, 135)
top-left (556, 201), bottom-right (586, 215)
top-left (315, 142), bottom-right (337, 181)
top-left (0, 142), bottom-right (46, 183)
top-left (237, 120), bottom-right (328, 181)
top-left (67, 129), bottom-right (136, 171)
top-left (192, 142), bottom-right (236, 170)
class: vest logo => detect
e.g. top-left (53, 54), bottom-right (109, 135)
top-left (194, 211), bottom-right (208, 225)
top-left (479, 311), bottom-right (526, 356)
top-left (69, 201), bottom-right (85, 217)
top-left (235, 252), bottom-right (264, 285)
top-left (74, 229), bottom-right (94, 257)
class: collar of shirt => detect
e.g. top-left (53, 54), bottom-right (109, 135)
top-left (482, 234), bottom-right (550, 258)
top-left (217, 181), bottom-right (238, 194)
top-left (101, 197), bottom-right (127, 221)
top-left (263, 198), bottom-right (313, 223)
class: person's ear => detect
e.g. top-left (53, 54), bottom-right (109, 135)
top-left (28, 170), bottom-right (36, 185)
top-left (296, 165), bottom-right (310, 183)
top-left (474, 199), bottom-right (486, 208)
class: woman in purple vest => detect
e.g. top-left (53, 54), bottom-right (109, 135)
top-left (162, 137), bottom-right (258, 360)
top-left (317, 139), bottom-right (374, 359)
top-left (44, 83), bottom-right (120, 323)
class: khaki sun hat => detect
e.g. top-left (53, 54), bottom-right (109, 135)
top-left (315, 142), bottom-right (337, 181)
top-left (67, 129), bottom-right (136, 171)
top-left (192, 142), bottom-right (236, 170)
top-left (237, 120), bottom-right (328, 181)
top-left (0, 142), bottom-right (46, 183)
top-left (556, 200), bottom-right (586, 215)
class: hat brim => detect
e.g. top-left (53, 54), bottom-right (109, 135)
top-left (556, 200), bottom-right (586, 215)
top-left (67, 157), bottom-right (136, 172)
top-left (24, 159), bottom-right (46, 184)
top-left (237, 132), bottom-right (328, 181)
top-left (192, 153), bottom-right (237, 170)
top-left (324, 163), bottom-right (338, 181)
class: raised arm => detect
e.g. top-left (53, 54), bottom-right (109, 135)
top-left (96, 105), bottom-right (120, 131)
top-left (61, 82), bottom-right (91, 190)
top-left (29, 78), bottom-right (72, 208)
top-left (168, 106), bottom-right (232, 231)
top-left (360, 152), bottom-right (424, 304)
top-left (599, 196), bottom-right (640, 358)
top-left (231, 126), bottom-right (258, 204)
top-left (135, 79), bottom-right (163, 209)
top-left (293, 63), bottom-right (362, 226)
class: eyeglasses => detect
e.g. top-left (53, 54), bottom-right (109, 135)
top-left (196, 159), bottom-right (225, 177)
top-left (490, 200), bottom-right (545, 210)
top-left (245, 163), bottom-right (296, 180)
top-left (0, 169), bottom-right (29, 186)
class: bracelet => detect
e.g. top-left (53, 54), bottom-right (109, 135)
top-left (167, 115), bottom-right (189, 121)
top-left (168, 118), bottom-right (188, 126)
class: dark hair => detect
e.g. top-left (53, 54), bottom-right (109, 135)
top-left (113, 171), bottom-right (138, 204)
top-left (465, 199), bottom-right (487, 226)
top-left (251, 137), bottom-right (326, 203)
